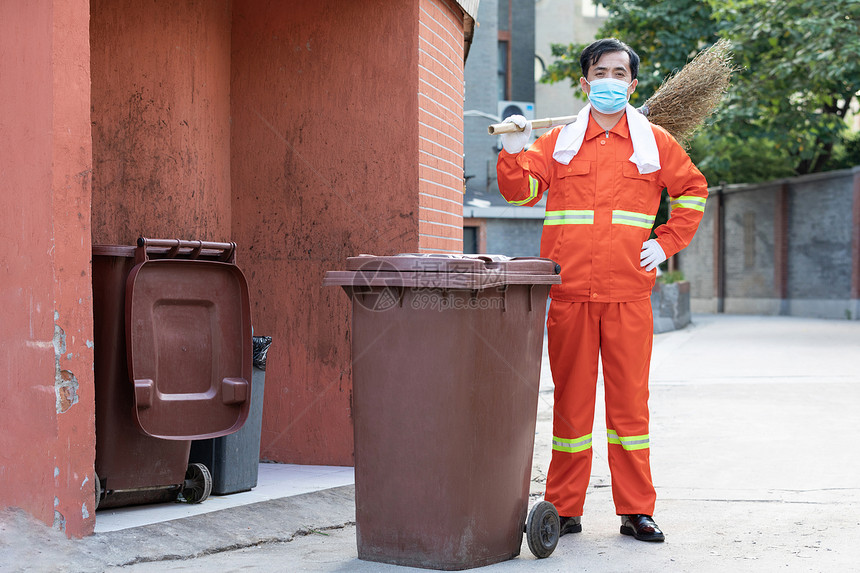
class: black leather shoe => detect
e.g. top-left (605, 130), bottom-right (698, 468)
top-left (620, 514), bottom-right (664, 542)
top-left (559, 516), bottom-right (582, 536)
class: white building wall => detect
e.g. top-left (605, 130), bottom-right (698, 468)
top-left (534, 0), bottom-right (606, 120)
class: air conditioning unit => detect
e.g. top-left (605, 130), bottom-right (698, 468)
top-left (496, 101), bottom-right (536, 150)
top-left (497, 101), bottom-right (535, 122)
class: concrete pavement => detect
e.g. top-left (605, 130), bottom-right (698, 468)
top-left (2, 314), bottom-right (860, 572)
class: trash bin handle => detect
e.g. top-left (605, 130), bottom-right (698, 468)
top-left (135, 238), bottom-right (237, 264)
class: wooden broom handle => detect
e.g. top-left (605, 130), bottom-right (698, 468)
top-left (487, 114), bottom-right (579, 135)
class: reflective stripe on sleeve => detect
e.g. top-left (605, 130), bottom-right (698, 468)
top-left (611, 210), bottom-right (656, 229)
top-left (507, 175), bottom-right (541, 206)
top-left (552, 434), bottom-right (593, 453)
top-left (544, 210), bottom-right (595, 226)
top-left (670, 195), bottom-right (707, 212)
top-left (607, 429), bottom-right (650, 451)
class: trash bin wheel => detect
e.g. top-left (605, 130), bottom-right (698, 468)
top-left (94, 474), bottom-right (102, 511)
top-left (180, 463), bottom-right (213, 504)
top-left (526, 500), bottom-right (560, 559)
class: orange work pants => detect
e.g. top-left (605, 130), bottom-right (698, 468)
top-left (544, 299), bottom-right (656, 517)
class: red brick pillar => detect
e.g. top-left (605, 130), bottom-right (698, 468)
top-left (418, 0), bottom-right (465, 254)
top-left (774, 183), bottom-right (790, 315)
top-left (851, 169), bottom-right (860, 318)
top-left (713, 186), bottom-right (725, 313)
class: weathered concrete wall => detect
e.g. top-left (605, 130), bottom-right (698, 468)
top-left (230, 0), bottom-right (425, 465)
top-left (677, 168), bottom-right (860, 320)
top-left (0, 0), bottom-right (96, 537)
top-left (1, 0), bottom-right (471, 534)
top-left (485, 218), bottom-right (542, 257)
top-left (787, 172), bottom-right (854, 300)
top-left (90, 0), bottom-right (233, 245)
top-left (681, 190), bottom-right (717, 311)
top-left (724, 185), bottom-right (777, 300)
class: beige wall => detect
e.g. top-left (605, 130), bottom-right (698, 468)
top-left (534, 0), bottom-right (605, 119)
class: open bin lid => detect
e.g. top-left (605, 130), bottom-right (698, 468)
top-left (323, 254), bottom-right (562, 289)
top-left (123, 239), bottom-right (252, 440)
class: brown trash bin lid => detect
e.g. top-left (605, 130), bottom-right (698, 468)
top-left (323, 254), bottom-right (562, 289)
top-left (125, 258), bottom-right (252, 440)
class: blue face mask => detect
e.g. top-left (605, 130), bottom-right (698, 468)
top-left (586, 78), bottom-right (632, 114)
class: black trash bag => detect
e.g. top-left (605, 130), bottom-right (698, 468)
top-left (252, 336), bottom-right (272, 371)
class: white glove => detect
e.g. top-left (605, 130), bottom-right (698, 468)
top-left (500, 115), bottom-right (532, 154)
top-left (640, 239), bottom-right (667, 272)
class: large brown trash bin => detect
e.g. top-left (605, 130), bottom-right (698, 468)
top-left (324, 254), bottom-right (561, 570)
top-left (92, 238), bottom-right (252, 509)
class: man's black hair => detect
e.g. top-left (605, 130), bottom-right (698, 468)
top-left (580, 38), bottom-right (640, 80)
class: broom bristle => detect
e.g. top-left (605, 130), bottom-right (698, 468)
top-left (642, 39), bottom-right (734, 146)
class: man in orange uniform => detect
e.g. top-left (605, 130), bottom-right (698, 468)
top-left (497, 38), bottom-right (708, 542)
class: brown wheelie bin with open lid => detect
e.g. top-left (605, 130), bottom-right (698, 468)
top-left (91, 238), bottom-right (252, 509)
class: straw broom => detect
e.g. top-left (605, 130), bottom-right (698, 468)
top-left (488, 39), bottom-right (734, 146)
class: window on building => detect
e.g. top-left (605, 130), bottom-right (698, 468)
top-left (463, 220), bottom-right (486, 254)
top-left (581, 0), bottom-right (609, 18)
top-left (498, 41), bottom-right (509, 101)
top-left (498, 0), bottom-right (511, 101)
top-left (463, 226), bottom-right (479, 254)
top-left (535, 55), bottom-right (546, 83)
top-left (498, 0), bottom-right (510, 31)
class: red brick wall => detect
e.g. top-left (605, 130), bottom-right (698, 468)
top-left (418, 0), bottom-right (465, 254)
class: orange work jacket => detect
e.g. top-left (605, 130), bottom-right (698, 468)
top-left (497, 113), bottom-right (708, 303)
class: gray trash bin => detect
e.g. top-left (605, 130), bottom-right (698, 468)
top-left (189, 336), bottom-right (271, 495)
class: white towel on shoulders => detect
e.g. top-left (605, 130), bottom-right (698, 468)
top-left (552, 103), bottom-right (660, 174)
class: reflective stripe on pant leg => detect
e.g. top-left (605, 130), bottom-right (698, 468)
top-left (600, 299), bottom-right (656, 516)
top-left (545, 300), bottom-right (602, 518)
top-left (552, 434), bottom-right (593, 453)
top-left (607, 429), bottom-right (650, 451)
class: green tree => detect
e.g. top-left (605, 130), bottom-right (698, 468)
top-left (542, 0), bottom-right (860, 183)
top-left (712, 0), bottom-right (860, 175)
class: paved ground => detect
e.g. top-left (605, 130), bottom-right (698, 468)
top-left (2, 314), bottom-right (859, 572)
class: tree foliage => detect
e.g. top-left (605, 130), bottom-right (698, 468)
top-left (543, 0), bottom-right (722, 104)
top-left (542, 0), bottom-right (860, 183)
top-left (714, 0), bottom-right (860, 175)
